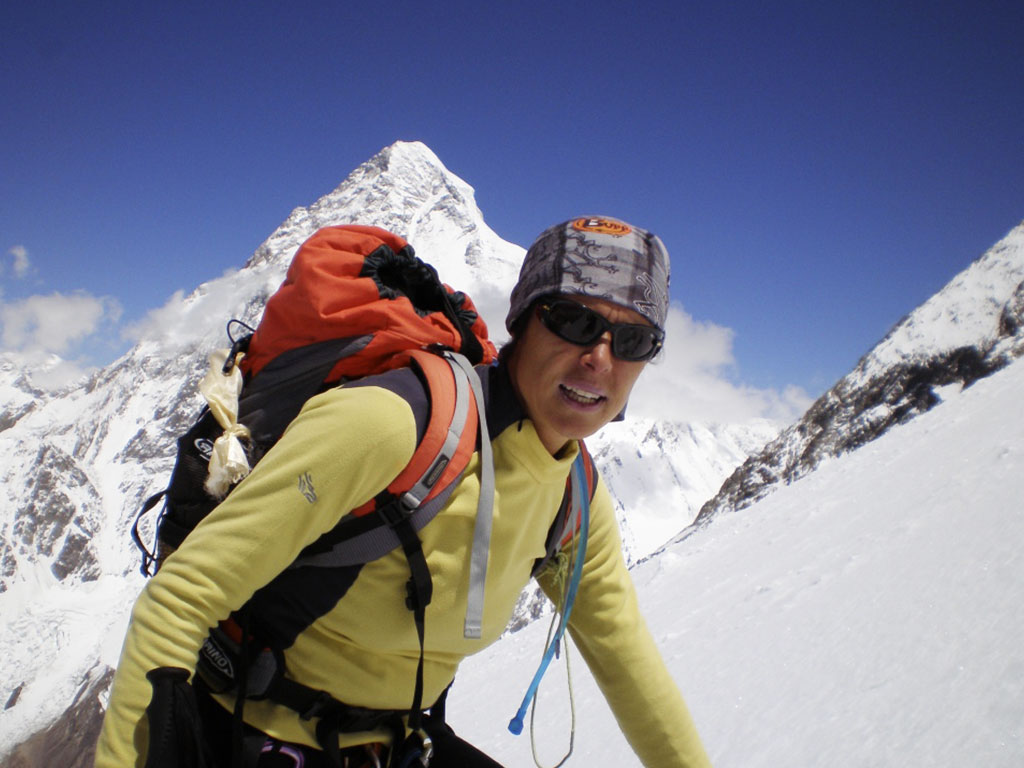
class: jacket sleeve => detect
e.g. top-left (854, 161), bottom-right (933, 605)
top-left (94, 386), bottom-right (418, 768)
top-left (538, 479), bottom-right (712, 768)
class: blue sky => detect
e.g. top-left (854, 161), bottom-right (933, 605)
top-left (2, 0), bottom-right (1022, 400)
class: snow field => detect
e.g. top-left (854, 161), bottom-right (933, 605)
top-left (451, 355), bottom-right (1024, 767)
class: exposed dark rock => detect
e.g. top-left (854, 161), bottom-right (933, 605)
top-left (51, 526), bottom-right (101, 582)
top-left (1, 444), bottom-right (101, 592)
top-left (997, 279), bottom-right (1024, 339)
top-left (0, 551), bottom-right (14, 592)
top-left (4, 684), bottom-right (22, 710)
top-left (506, 584), bottom-right (550, 634)
top-left (2, 667), bottom-right (112, 768)
top-left (0, 403), bottom-right (35, 434)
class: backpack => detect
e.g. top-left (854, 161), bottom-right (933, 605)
top-left (130, 225), bottom-right (597, 758)
top-left (133, 224), bottom-right (494, 572)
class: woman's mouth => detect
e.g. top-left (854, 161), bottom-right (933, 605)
top-left (560, 383), bottom-right (605, 407)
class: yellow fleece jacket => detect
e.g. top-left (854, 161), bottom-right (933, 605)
top-left (95, 372), bottom-right (710, 768)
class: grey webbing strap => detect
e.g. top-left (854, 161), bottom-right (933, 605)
top-left (444, 353), bottom-right (494, 639)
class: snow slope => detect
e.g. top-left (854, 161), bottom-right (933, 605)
top-left (451, 353), bottom-right (1024, 767)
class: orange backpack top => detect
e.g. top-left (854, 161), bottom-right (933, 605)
top-left (241, 225), bottom-right (493, 382)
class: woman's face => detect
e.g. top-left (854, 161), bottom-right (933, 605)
top-left (507, 295), bottom-right (650, 455)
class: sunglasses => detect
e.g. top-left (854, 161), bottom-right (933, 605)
top-left (537, 299), bottom-right (664, 362)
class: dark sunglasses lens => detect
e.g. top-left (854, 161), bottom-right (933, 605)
top-left (545, 302), bottom-right (605, 344)
top-left (611, 325), bottom-right (661, 361)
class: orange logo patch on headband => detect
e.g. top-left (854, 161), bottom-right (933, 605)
top-left (571, 218), bottom-right (632, 236)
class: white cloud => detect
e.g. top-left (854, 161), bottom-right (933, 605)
top-left (8, 245), bottom-right (31, 279)
top-left (120, 289), bottom-right (189, 346)
top-left (628, 304), bottom-right (812, 426)
top-left (121, 265), bottom-right (275, 349)
top-left (1, 291), bottom-right (123, 357)
top-left (0, 247), bottom-right (127, 390)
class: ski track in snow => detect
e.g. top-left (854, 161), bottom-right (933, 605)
top-left (449, 355), bottom-right (1024, 767)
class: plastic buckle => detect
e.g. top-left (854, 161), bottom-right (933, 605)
top-left (405, 730), bottom-right (433, 767)
top-left (405, 579), bottom-right (422, 612)
top-left (378, 499), bottom-right (411, 528)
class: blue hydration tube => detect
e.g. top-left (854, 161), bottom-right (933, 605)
top-left (508, 452), bottom-right (590, 735)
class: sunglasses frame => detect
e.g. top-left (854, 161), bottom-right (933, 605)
top-left (536, 298), bottom-right (664, 362)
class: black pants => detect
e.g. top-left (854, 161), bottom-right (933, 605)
top-left (199, 691), bottom-right (504, 768)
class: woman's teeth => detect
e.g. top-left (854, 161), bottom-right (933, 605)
top-left (561, 384), bottom-right (602, 405)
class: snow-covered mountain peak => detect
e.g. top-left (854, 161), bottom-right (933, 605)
top-left (124, 140), bottom-right (523, 359)
top-left (853, 219), bottom-right (1024, 378)
top-left (248, 142), bottom-right (515, 268)
top-left (238, 139), bottom-right (523, 338)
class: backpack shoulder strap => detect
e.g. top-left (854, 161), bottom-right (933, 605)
top-left (385, 349), bottom-right (482, 511)
top-left (290, 349), bottom-right (484, 569)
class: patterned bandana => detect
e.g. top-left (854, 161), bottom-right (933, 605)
top-left (505, 216), bottom-right (671, 333)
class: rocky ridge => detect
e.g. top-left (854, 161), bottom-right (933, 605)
top-left (692, 221), bottom-right (1024, 528)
